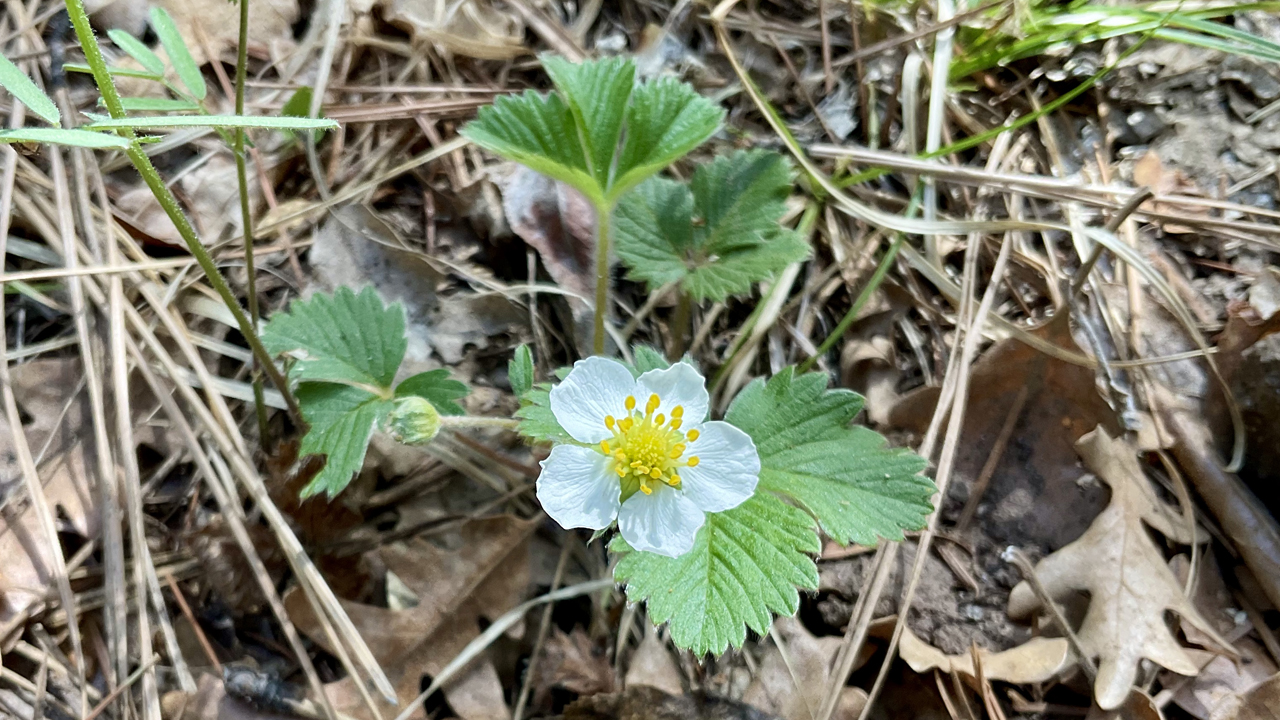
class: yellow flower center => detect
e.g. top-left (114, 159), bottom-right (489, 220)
top-left (600, 394), bottom-right (700, 499)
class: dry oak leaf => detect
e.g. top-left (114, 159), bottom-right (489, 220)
top-left (285, 515), bottom-right (536, 720)
top-left (1009, 427), bottom-right (1235, 710)
top-left (1214, 673), bottom-right (1280, 720)
top-left (741, 617), bottom-right (867, 720)
top-left (898, 626), bottom-right (1072, 685)
top-left (151, 0), bottom-right (297, 67)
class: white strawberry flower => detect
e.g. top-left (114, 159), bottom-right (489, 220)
top-left (536, 357), bottom-right (760, 557)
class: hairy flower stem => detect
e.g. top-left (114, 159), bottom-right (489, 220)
top-left (62, 0), bottom-right (302, 423)
top-left (592, 203), bottom-right (611, 355)
top-left (439, 415), bottom-right (520, 430)
top-left (233, 0), bottom-right (269, 442)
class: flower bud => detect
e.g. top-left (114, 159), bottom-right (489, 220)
top-left (384, 396), bottom-right (442, 445)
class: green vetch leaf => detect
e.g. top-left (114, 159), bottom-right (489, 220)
top-left (542, 55), bottom-right (634, 188)
top-left (725, 368), bottom-right (934, 545)
top-left (63, 62), bottom-right (163, 80)
top-left (261, 286), bottom-right (406, 391)
top-left (509, 344), bottom-right (534, 398)
top-left (296, 383), bottom-right (393, 498)
top-left (515, 383), bottom-right (572, 444)
top-left (395, 369), bottom-right (468, 416)
top-left (107, 29), bottom-right (166, 76)
top-left (0, 53), bottom-right (59, 126)
top-left (461, 89), bottom-right (599, 204)
top-left (84, 114), bottom-right (339, 131)
top-left (610, 77), bottom-right (723, 201)
top-left (612, 492), bottom-right (820, 655)
top-left (150, 6), bottom-right (206, 100)
top-left (114, 97), bottom-right (201, 113)
top-left (615, 150), bottom-right (810, 302)
top-left (0, 128), bottom-right (131, 149)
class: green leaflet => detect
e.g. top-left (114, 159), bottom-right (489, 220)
top-left (615, 150), bottom-right (810, 302)
top-left (262, 286), bottom-right (406, 389)
top-left (150, 7), bottom-right (206, 100)
top-left (612, 492), bottom-right (820, 655)
top-left (461, 56), bottom-right (722, 210)
top-left (107, 29), bottom-right (165, 76)
top-left (613, 365), bottom-right (932, 654)
top-left (85, 115), bottom-right (338, 131)
top-left (508, 344), bottom-right (535, 398)
top-left (0, 53), bottom-right (60, 126)
top-left (515, 384), bottom-right (572, 445)
top-left (296, 384), bottom-right (393, 498)
top-left (725, 368), bottom-right (934, 545)
top-left (0, 128), bottom-right (130, 149)
top-left (395, 369), bottom-right (468, 416)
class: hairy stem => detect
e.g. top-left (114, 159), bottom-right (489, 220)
top-left (233, 0), bottom-right (269, 441)
top-left (592, 202), bottom-right (611, 355)
top-left (62, 0), bottom-right (301, 422)
top-left (439, 415), bottom-right (520, 430)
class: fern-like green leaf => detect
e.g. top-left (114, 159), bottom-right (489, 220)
top-left (296, 383), bottom-right (393, 498)
top-left (261, 286), bottom-right (406, 390)
top-left (612, 492), bottom-right (820, 655)
top-left (725, 368), bottom-right (934, 545)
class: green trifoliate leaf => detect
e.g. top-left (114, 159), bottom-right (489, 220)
top-left (150, 6), bottom-right (206, 100)
top-left (610, 77), bottom-right (724, 200)
top-left (615, 150), bottom-right (810, 303)
top-left (612, 492), bottom-right (820, 655)
top-left (107, 29), bottom-right (166, 76)
top-left (542, 55), bottom-right (634, 188)
top-left (461, 90), bottom-right (597, 202)
top-left (508, 345), bottom-right (534, 398)
top-left (395, 369), bottom-right (468, 416)
top-left (725, 368), bottom-right (934, 545)
top-left (514, 383), bottom-right (572, 444)
top-left (296, 384), bottom-right (393, 498)
top-left (262, 286), bottom-right (406, 391)
top-left (0, 53), bottom-right (59, 126)
top-left (384, 395), bottom-right (442, 446)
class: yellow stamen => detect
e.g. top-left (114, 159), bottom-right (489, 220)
top-left (646, 394), bottom-right (660, 414)
top-left (687, 456), bottom-right (700, 467)
top-left (620, 417), bottom-right (634, 431)
top-left (670, 444), bottom-right (686, 458)
top-left (672, 406), bottom-right (684, 418)
top-left (655, 414), bottom-right (665, 426)
top-left (670, 474), bottom-right (681, 486)
top-left (670, 418), bottom-right (682, 430)
top-left (599, 390), bottom-right (697, 498)
top-left (605, 415), bottom-right (615, 430)
top-left (650, 467), bottom-right (662, 479)
top-left (600, 440), bottom-right (611, 454)
top-left (625, 395), bottom-right (637, 411)
top-left (687, 429), bottom-right (700, 441)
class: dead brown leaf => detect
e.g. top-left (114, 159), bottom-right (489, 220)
top-left (534, 627), bottom-right (616, 707)
top-left (898, 626), bottom-right (1072, 684)
top-left (1008, 427), bottom-right (1235, 710)
top-left (624, 625), bottom-right (683, 696)
top-left (742, 617), bottom-right (867, 720)
top-left (562, 685), bottom-right (782, 720)
top-left (1172, 644), bottom-right (1277, 720)
top-left (152, 0), bottom-right (297, 67)
top-left (285, 515), bottom-right (536, 720)
top-left (1214, 673), bottom-right (1280, 720)
top-left (365, 0), bottom-right (525, 59)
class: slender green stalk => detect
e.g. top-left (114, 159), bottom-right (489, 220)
top-left (233, 0), bottom-right (269, 441)
top-left (798, 235), bottom-right (904, 374)
top-left (62, 0), bottom-right (302, 422)
top-left (592, 202), bottom-right (612, 355)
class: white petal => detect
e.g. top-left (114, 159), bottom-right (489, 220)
top-left (549, 356), bottom-right (637, 443)
top-left (680, 421), bottom-right (760, 513)
top-left (537, 444), bottom-right (620, 530)
top-left (636, 362), bottom-right (710, 423)
top-left (618, 489), bottom-right (705, 557)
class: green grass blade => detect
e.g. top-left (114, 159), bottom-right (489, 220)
top-left (150, 7), bottom-right (206, 100)
top-left (63, 62), bottom-right (164, 80)
top-left (0, 53), bottom-right (59, 126)
top-left (0, 127), bottom-right (131, 149)
top-left (85, 114), bottom-right (339, 130)
top-left (107, 29), bottom-right (166, 75)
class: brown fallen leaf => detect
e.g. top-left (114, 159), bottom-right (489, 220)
top-left (898, 626), bottom-right (1072, 684)
top-left (1172, 644), bottom-right (1277, 720)
top-left (362, 0), bottom-right (525, 59)
top-left (624, 625), bottom-right (683, 696)
top-left (562, 685), bottom-right (781, 720)
top-left (285, 515), bottom-right (536, 720)
top-left (533, 627), bottom-right (616, 708)
top-left (1214, 673), bottom-right (1280, 720)
top-left (1008, 427), bottom-right (1235, 710)
top-left (741, 617), bottom-right (867, 720)
top-left (1086, 689), bottom-right (1166, 720)
top-left (889, 315), bottom-right (1119, 549)
top-left (152, 0), bottom-right (298, 67)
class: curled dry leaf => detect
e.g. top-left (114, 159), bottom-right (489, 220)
top-left (284, 515), bottom-right (537, 720)
top-left (1008, 427), bottom-right (1235, 711)
top-left (1213, 673), bottom-right (1280, 720)
top-left (898, 626), bottom-right (1072, 684)
top-left (534, 627), bottom-right (617, 707)
top-left (742, 617), bottom-right (867, 720)
top-left (623, 625), bottom-right (683, 696)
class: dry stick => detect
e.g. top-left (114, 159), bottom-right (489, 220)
top-left (856, 233), bottom-right (1017, 720)
top-left (164, 576), bottom-right (222, 671)
top-left (82, 656), bottom-right (160, 720)
top-left (818, 542), bottom-right (897, 720)
top-left (0, 114), bottom-right (86, 720)
top-left (954, 385), bottom-right (1027, 532)
top-left (512, 538), bottom-right (574, 720)
top-left (1068, 187), bottom-right (1155, 301)
top-left (32, 651), bottom-right (48, 720)
top-left (51, 142), bottom-right (130, 694)
top-left (1004, 548), bottom-right (1097, 681)
top-left (122, 331), bottom-right (340, 720)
